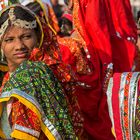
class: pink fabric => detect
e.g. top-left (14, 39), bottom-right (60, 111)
top-left (61, 13), bottom-right (73, 22)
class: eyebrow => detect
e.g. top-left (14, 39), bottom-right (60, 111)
top-left (4, 31), bottom-right (33, 38)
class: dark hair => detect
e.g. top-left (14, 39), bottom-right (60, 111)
top-left (64, 0), bottom-right (69, 5)
top-left (62, 18), bottom-right (72, 26)
top-left (0, 5), bottom-right (36, 26)
top-left (26, 2), bottom-right (43, 17)
top-left (0, 5), bottom-right (41, 41)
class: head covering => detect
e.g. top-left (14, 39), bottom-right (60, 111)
top-left (0, 4), bottom-right (44, 46)
top-left (25, 1), bottom-right (62, 65)
top-left (0, 4), bottom-right (44, 72)
top-left (61, 13), bottom-right (72, 22)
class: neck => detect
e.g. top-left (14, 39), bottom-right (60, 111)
top-left (8, 63), bottom-right (18, 73)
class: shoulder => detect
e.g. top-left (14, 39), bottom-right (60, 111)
top-left (19, 60), bottom-right (50, 71)
top-left (13, 60), bottom-right (53, 80)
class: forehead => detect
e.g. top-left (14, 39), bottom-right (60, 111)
top-left (4, 25), bottom-right (34, 37)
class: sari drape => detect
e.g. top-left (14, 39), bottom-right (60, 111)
top-left (0, 61), bottom-right (77, 139)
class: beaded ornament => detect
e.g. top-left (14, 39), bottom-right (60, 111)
top-left (0, 7), bottom-right (37, 40)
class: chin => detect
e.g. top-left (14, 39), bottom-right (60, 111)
top-left (16, 58), bottom-right (28, 65)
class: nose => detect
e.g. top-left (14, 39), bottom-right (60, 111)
top-left (14, 38), bottom-right (25, 51)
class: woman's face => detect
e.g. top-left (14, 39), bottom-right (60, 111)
top-left (61, 18), bottom-right (72, 36)
top-left (1, 25), bottom-right (38, 72)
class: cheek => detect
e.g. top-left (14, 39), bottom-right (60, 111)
top-left (2, 45), bottom-right (12, 57)
top-left (25, 39), bottom-right (37, 50)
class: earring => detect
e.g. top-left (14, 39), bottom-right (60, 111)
top-left (1, 48), bottom-right (4, 62)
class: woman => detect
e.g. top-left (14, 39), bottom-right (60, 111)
top-left (58, 0), bottom-right (138, 139)
top-left (58, 0), bottom-right (114, 139)
top-left (0, 4), bottom-right (77, 139)
top-left (58, 13), bottom-right (73, 37)
top-left (105, 9), bottom-right (140, 140)
top-left (21, 0), bottom-right (60, 33)
top-left (1, 1), bottom-right (84, 138)
top-left (25, 1), bottom-right (84, 138)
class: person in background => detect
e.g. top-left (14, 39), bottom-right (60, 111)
top-left (58, 13), bottom-right (73, 37)
top-left (58, 0), bottom-right (137, 139)
top-left (25, 1), bottom-right (85, 138)
top-left (105, 11), bottom-right (140, 140)
top-left (103, 9), bottom-right (140, 139)
top-left (50, 0), bottom-right (66, 27)
top-left (0, 4), bottom-right (77, 139)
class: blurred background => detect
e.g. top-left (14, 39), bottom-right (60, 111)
top-left (130, 0), bottom-right (140, 19)
top-left (57, 0), bottom-right (140, 20)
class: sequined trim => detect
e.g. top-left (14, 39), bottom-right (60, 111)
top-left (119, 73), bottom-right (140, 140)
top-left (107, 72), bottom-right (140, 140)
top-left (106, 78), bottom-right (114, 130)
top-left (13, 124), bottom-right (40, 138)
top-left (123, 73), bottom-right (132, 139)
top-left (44, 119), bottom-right (62, 140)
top-left (119, 73), bottom-right (128, 140)
top-left (129, 73), bottom-right (140, 139)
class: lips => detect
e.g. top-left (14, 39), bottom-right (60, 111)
top-left (14, 51), bottom-right (29, 58)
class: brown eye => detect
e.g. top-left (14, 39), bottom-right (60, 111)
top-left (22, 35), bottom-right (32, 40)
top-left (4, 38), bottom-right (14, 43)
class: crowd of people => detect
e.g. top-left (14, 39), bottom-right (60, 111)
top-left (0, 0), bottom-right (140, 140)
